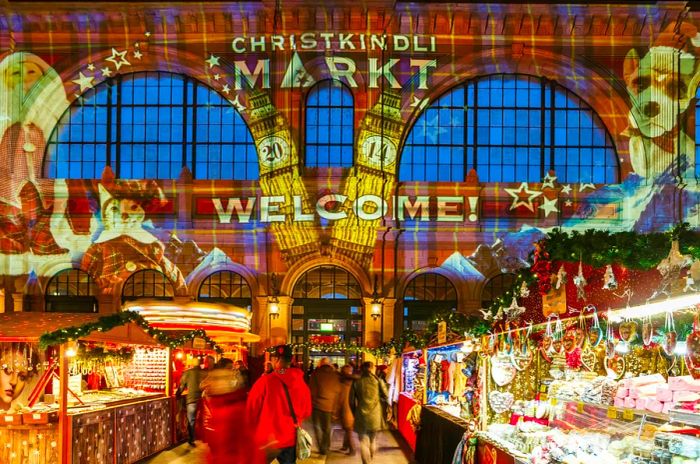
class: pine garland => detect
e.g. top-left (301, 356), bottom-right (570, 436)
top-left (38, 310), bottom-right (223, 353)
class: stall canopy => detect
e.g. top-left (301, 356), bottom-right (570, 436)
top-left (123, 300), bottom-right (261, 344)
top-left (0, 312), bottom-right (160, 346)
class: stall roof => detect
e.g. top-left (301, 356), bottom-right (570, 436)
top-left (0, 312), bottom-right (161, 346)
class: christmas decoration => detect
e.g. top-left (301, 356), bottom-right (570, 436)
top-left (642, 317), bottom-right (654, 346)
top-left (686, 314), bottom-right (700, 379)
top-left (663, 310), bottom-right (677, 356)
top-left (504, 296), bottom-right (526, 322)
top-left (38, 311), bottom-right (223, 353)
top-left (684, 274), bottom-right (698, 292)
top-left (573, 260), bottom-right (587, 301)
top-left (531, 241), bottom-right (552, 295)
top-left (602, 264), bottom-right (617, 290)
top-left (654, 239), bottom-right (693, 298)
top-left (619, 320), bottom-right (638, 343)
top-left (555, 264), bottom-right (567, 290)
top-left (519, 281), bottom-right (530, 298)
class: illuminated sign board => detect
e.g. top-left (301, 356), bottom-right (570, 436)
top-left (319, 323), bottom-right (334, 332)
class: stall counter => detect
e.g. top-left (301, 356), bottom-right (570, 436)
top-left (398, 392), bottom-right (419, 452)
top-left (415, 406), bottom-right (469, 464)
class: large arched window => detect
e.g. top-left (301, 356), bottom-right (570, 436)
top-left (198, 270), bottom-right (252, 307)
top-left (121, 269), bottom-right (174, 303)
top-left (403, 272), bottom-right (457, 332)
top-left (290, 265), bottom-right (363, 365)
top-left (305, 80), bottom-right (354, 168)
top-left (45, 268), bottom-right (97, 313)
top-left (481, 273), bottom-right (517, 308)
top-left (44, 72), bottom-right (257, 180)
top-left (401, 74), bottom-right (618, 183)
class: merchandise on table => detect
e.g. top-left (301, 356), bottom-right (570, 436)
top-left (425, 342), bottom-right (478, 420)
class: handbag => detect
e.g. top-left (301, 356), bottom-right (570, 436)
top-left (278, 376), bottom-right (313, 460)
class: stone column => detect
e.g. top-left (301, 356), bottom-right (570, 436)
top-left (261, 295), bottom-right (292, 347)
top-left (362, 297), bottom-right (382, 348)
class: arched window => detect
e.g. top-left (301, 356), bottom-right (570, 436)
top-left (198, 270), bottom-right (252, 307)
top-left (481, 273), bottom-right (517, 308)
top-left (44, 72), bottom-right (257, 180)
top-left (121, 269), bottom-right (174, 303)
top-left (305, 80), bottom-right (354, 168)
top-left (403, 272), bottom-right (457, 332)
top-left (400, 74), bottom-right (618, 183)
top-left (291, 265), bottom-right (363, 364)
top-left (45, 268), bottom-right (97, 313)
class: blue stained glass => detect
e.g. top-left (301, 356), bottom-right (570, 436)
top-left (426, 163), bottom-right (438, 181)
top-left (502, 165), bottom-right (515, 182)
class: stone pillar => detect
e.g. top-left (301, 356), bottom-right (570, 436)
top-left (362, 297), bottom-right (382, 348)
top-left (97, 294), bottom-right (115, 314)
top-left (12, 292), bottom-right (23, 312)
top-left (258, 295), bottom-right (292, 347)
top-left (381, 297), bottom-right (396, 343)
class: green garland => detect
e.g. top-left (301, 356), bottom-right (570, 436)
top-left (77, 345), bottom-right (134, 364)
top-left (486, 223), bottom-right (700, 319)
top-left (38, 310), bottom-right (224, 354)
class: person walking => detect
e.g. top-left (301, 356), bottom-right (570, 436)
top-left (235, 359), bottom-right (251, 389)
top-left (337, 364), bottom-right (358, 456)
top-left (177, 357), bottom-right (206, 446)
top-left (247, 345), bottom-right (312, 464)
top-left (309, 357), bottom-right (341, 455)
top-left (350, 361), bottom-right (389, 464)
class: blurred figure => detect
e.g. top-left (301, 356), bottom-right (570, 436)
top-left (263, 361), bottom-right (274, 375)
top-left (235, 359), bottom-right (250, 389)
top-left (350, 362), bottom-right (388, 464)
top-left (248, 345), bottom-right (311, 464)
top-left (201, 358), bottom-right (263, 463)
top-left (309, 357), bottom-right (341, 455)
top-left (332, 363), bottom-right (339, 371)
top-left (337, 365), bottom-right (358, 456)
top-left (177, 357), bottom-right (206, 446)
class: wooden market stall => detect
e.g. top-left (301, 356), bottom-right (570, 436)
top-left (0, 312), bottom-right (173, 464)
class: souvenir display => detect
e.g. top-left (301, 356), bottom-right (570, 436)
top-left (425, 342), bottom-right (479, 420)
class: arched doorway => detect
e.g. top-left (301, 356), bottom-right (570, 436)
top-left (291, 265), bottom-right (362, 368)
top-left (403, 272), bottom-right (458, 333)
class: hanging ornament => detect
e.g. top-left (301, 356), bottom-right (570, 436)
top-left (602, 265), bottom-right (617, 290)
top-left (655, 240), bottom-right (692, 298)
top-left (642, 316), bottom-right (654, 346)
top-left (605, 319), bottom-right (616, 358)
top-left (684, 274), bottom-right (697, 293)
top-left (573, 260), bottom-right (587, 301)
top-left (589, 307), bottom-right (604, 347)
top-left (555, 264), bottom-right (567, 290)
top-left (686, 313), bottom-right (700, 379)
top-left (531, 241), bottom-right (552, 295)
top-left (504, 296), bottom-right (526, 322)
top-left (519, 281), bottom-right (530, 298)
top-left (662, 310), bottom-right (677, 356)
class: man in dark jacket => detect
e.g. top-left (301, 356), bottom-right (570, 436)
top-left (309, 357), bottom-right (341, 455)
top-left (350, 361), bottom-right (388, 464)
top-left (177, 357), bottom-right (207, 446)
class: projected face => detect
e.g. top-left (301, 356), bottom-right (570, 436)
top-left (4, 60), bottom-right (44, 96)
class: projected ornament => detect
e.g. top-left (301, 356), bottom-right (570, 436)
top-left (603, 265), bottom-right (617, 290)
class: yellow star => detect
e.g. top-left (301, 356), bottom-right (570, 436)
top-left (222, 84), bottom-right (231, 94)
top-left (72, 72), bottom-right (95, 92)
top-left (105, 48), bottom-right (131, 71)
top-left (542, 173), bottom-right (557, 190)
top-left (503, 183), bottom-right (542, 212)
top-left (100, 67), bottom-right (112, 78)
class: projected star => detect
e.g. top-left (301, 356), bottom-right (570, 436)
top-left (213, 73), bottom-right (221, 80)
top-left (100, 67), bottom-right (113, 78)
top-left (539, 197), bottom-right (559, 218)
top-left (503, 183), bottom-right (543, 212)
top-left (579, 183), bottom-right (596, 192)
top-left (86, 63), bottom-right (95, 71)
top-left (229, 95), bottom-right (246, 112)
top-left (133, 50), bottom-right (143, 60)
top-left (410, 95), bottom-right (428, 109)
top-left (222, 84), bottom-right (231, 94)
top-left (561, 184), bottom-right (572, 195)
top-left (542, 173), bottom-right (557, 189)
top-left (72, 72), bottom-right (95, 92)
top-left (205, 54), bottom-right (221, 68)
top-left (105, 48), bottom-right (131, 71)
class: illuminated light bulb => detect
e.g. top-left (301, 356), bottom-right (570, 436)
top-left (175, 352), bottom-right (183, 360)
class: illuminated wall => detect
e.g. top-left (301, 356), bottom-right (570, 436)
top-left (1, 1), bottom-right (700, 346)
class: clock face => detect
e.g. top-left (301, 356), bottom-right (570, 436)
top-left (361, 135), bottom-right (397, 169)
top-left (258, 136), bottom-right (290, 169)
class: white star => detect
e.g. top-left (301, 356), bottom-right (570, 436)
top-left (579, 183), bottom-right (596, 192)
top-left (86, 63), bottom-right (95, 71)
top-left (105, 48), bottom-right (131, 71)
top-left (229, 95), bottom-right (246, 112)
top-left (539, 197), bottom-right (559, 218)
top-left (133, 50), bottom-right (143, 60)
top-left (561, 184), bottom-right (572, 195)
top-left (542, 173), bottom-right (557, 189)
top-left (503, 183), bottom-right (543, 212)
top-left (144, 31), bottom-right (151, 37)
top-left (222, 84), bottom-right (231, 94)
top-left (410, 95), bottom-right (428, 109)
top-left (205, 54), bottom-right (221, 68)
top-left (72, 72), bottom-right (94, 92)
top-left (565, 200), bottom-right (573, 207)
top-left (134, 42), bottom-right (140, 48)
top-left (213, 73), bottom-right (221, 80)
top-left (100, 67), bottom-right (112, 78)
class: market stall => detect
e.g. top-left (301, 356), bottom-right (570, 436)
top-left (0, 312), bottom-right (175, 464)
top-left (398, 349), bottom-right (425, 452)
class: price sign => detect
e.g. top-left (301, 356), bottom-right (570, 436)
top-left (607, 406), bottom-right (617, 419)
top-left (622, 408), bottom-right (635, 421)
top-left (577, 402), bottom-right (584, 414)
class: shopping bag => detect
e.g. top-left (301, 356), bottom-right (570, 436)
top-left (296, 425), bottom-right (313, 460)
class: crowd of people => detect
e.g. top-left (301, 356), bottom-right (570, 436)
top-left (176, 345), bottom-right (390, 464)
